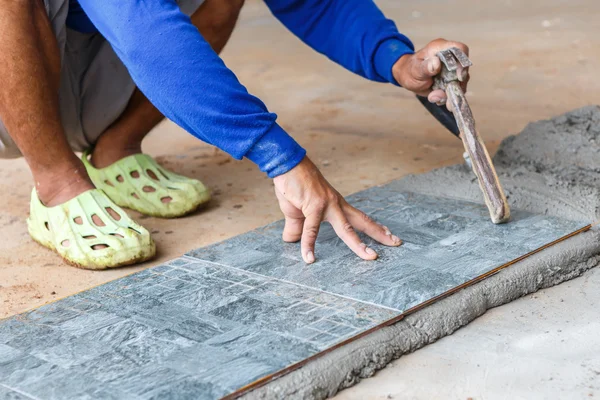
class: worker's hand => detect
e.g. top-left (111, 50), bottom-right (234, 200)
top-left (392, 38), bottom-right (470, 106)
top-left (273, 157), bottom-right (402, 264)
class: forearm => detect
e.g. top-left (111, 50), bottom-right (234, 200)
top-left (265, 0), bottom-right (414, 84)
top-left (77, 0), bottom-right (305, 177)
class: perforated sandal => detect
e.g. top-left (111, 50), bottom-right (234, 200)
top-left (27, 189), bottom-right (155, 270)
top-left (82, 150), bottom-right (210, 218)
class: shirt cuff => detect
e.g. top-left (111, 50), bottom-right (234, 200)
top-left (245, 123), bottom-right (307, 178)
top-left (373, 36), bottom-right (415, 85)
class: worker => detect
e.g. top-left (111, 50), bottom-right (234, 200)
top-left (0, 0), bottom-right (469, 269)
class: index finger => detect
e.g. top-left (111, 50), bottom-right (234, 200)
top-left (327, 206), bottom-right (378, 261)
top-left (345, 205), bottom-right (402, 247)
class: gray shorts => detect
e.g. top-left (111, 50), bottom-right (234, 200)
top-left (0, 0), bottom-right (204, 159)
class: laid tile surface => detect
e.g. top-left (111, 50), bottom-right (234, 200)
top-left (189, 190), bottom-right (585, 311)
top-left (0, 188), bottom-right (586, 399)
top-left (0, 386), bottom-right (32, 400)
top-left (0, 259), bottom-right (395, 399)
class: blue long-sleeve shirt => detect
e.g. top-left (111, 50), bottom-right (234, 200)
top-left (72, 0), bottom-right (414, 177)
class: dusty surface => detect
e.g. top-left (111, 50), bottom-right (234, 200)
top-left (0, 0), bottom-right (598, 322)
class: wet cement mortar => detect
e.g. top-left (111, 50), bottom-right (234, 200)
top-left (241, 105), bottom-right (600, 399)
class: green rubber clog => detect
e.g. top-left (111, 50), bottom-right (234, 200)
top-left (27, 189), bottom-right (155, 270)
top-left (82, 151), bottom-right (210, 218)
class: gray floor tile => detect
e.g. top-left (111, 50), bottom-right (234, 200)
top-left (0, 386), bottom-right (34, 400)
top-left (189, 191), bottom-right (584, 313)
top-left (0, 262), bottom-right (384, 399)
top-left (0, 188), bottom-right (586, 399)
top-left (0, 356), bottom-right (62, 388)
top-left (144, 377), bottom-right (229, 400)
top-left (0, 345), bottom-right (22, 365)
top-left (17, 369), bottom-right (131, 400)
top-left (30, 335), bottom-right (112, 369)
top-left (105, 366), bottom-right (189, 398)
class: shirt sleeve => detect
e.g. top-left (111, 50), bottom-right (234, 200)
top-left (264, 0), bottom-right (415, 85)
top-left (77, 0), bottom-right (306, 178)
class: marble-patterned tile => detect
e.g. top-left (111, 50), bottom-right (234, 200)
top-left (310, 332), bottom-right (340, 347)
top-left (177, 260), bottom-right (222, 275)
top-left (16, 369), bottom-right (130, 400)
top-left (169, 318), bottom-right (225, 343)
top-left (144, 376), bottom-right (230, 400)
top-left (291, 326), bottom-right (324, 340)
top-left (55, 310), bottom-right (125, 336)
top-left (244, 330), bottom-right (322, 365)
top-left (0, 356), bottom-right (62, 388)
top-left (198, 356), bottom-right (277, 390)
top-left (1, 321), bottom-right (66, 354)
top-left (30, 335), bottom-right (112, 368)
top-left (0, 187), bottom-right (586, 399)
top-left (79, 318), bottom-right (155, 346)
top-left (287, 301), bottom-right (321, 314)
top-left (114, 332), bottom-right (196, 365)
top-left (0, 344), bottom-right (22, 365)
top-left (0, 386), bottom-right (33, 400)
top-left (76, 350), bottom-right (152, 384)
top-left (373, 268), bottom-right (465, 310)
top-left (0, 263), bottom-right (386, 399)
top-left (309, 319), bottom-right (357, 337)
top-left (22, 304), bottom-right (81, 326)
top-left (189, 191), bottom-right (586, 313)
top-left (166, 258), bottom-right (194, 268)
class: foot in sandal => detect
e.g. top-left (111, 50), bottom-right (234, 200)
top-left (82, 150), bottom-right (211, 218)
top-left (27, 188), bottom-right (155, 270)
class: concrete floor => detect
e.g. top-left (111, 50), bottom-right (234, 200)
top-left (334, 266), bottom-right (600, 400)
top-left (0, 0), bottom-right (599, 397)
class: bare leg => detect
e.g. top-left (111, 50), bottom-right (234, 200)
top-left (0, 0), bottom-right (94, 206)
top-left (91, 0), bottom-right (245, 168)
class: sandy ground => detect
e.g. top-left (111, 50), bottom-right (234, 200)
top-left (0, 0), bottom-right (598, 395)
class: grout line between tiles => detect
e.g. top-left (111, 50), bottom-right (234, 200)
top-left (0, 383), bottom-right (40, 400)
top-left (180, 255), bottom-right (402, 313)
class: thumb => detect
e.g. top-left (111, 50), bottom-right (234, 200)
top-left (421, 56), bottom-right (442, 79)
top-left (409, 56), bottom-right (441, 86)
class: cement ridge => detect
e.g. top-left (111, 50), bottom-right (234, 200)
top-left (241, 106), bottom-right (600, 399)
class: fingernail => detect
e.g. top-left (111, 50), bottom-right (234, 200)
top-left (360, 242), bottom-right (367, 249)
top-left (391, 235), bottom-right (402, 244)
top-left (383, 226), bottom-right (392, 236)
top-left (306, 251), bottom-right (315, 264)
top-left (365, 247), bottom-right (377, 256)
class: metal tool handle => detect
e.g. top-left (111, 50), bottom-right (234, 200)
top-left (435, 48), bottom-right (511, 224)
